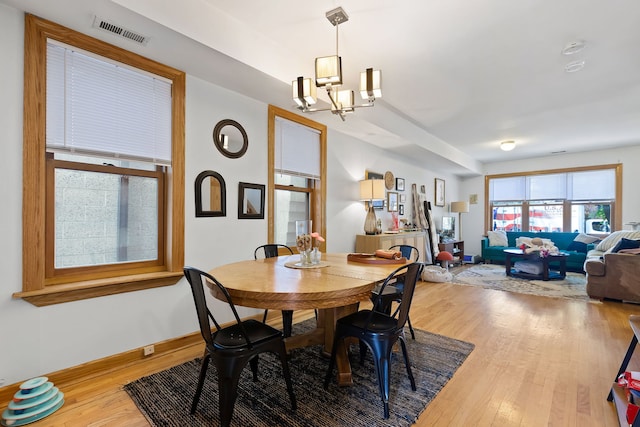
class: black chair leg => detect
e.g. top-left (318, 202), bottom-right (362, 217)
top-left (217, 374), bottom-right (241, 427)
top-left (398, 337), bottom-right (416, 390)
top-left (249, 356), bottom-right (259, 381)
top-left (278, 343), bottom-right (297, 410)
top-left (359, 340), bottom-right (368, 365)
top-left (407, 315), bottom-right (416, 340)
top-left (190, 351), bottom-right (210, 414)
top-left (370, 345), bottom-right (393, 419)
top-left (262, 309), bottom-right (269, 323)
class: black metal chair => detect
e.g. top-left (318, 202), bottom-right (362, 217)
top-left (183, 266), bottom-right (296, 427)
top-left (370, 244), bottom-right (420, 339)
top-left (254, 244), bottom-right (295, 336)
top-left (324, 262), bottom-right (424, 419)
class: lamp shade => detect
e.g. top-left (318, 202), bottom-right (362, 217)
top-left (450, 201), bottom-right (469, 213)
top-left (360, 68), bottom-right (382, 99)
top-left (359, 179), bottom-right (385, 201)
top-left (292, 76), bottom-right (317, 107)
top-left (332, 89), bottom-right (354, 112)
top-left (315, 55), bottom-right (342, 86)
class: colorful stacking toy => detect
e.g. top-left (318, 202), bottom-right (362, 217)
top-left (1, 377), bottom-right (64, 426)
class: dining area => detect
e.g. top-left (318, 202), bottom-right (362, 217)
top-left (182, 248), bottom-right (426, 426)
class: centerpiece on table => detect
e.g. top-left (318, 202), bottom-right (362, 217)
top-left (295, 220), bottom-right (324, 266)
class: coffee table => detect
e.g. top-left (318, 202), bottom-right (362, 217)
top-left (504, 249), bottom-right (568, 281)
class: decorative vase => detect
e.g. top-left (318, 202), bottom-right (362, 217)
top-left (364, 204), bottom-right (377, 235)
top-left (296, 220), bottom-right (313, 266)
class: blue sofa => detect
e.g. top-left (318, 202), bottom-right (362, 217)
top-left (481, 232), bottom-right (594, 273)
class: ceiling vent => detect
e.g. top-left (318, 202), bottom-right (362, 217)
top-left (92, 16), bottom-right (149, 46)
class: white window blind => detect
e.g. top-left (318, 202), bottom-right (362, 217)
top-left (489, 176), bottom-right (526, 201)
top-left (490, 168), bottom-right (616, 202)
top-left (527, 173), bottom-right (566, 200)
top-left (46, 41), bottom-right (172, 165)
top-left (275, 117), bottom-right (321, 179)
top-left (568, 169), bottom-right (615, 200)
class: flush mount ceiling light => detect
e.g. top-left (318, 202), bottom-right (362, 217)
top-left (565, 60), bottom-right (585, 73)
top-left (561, 40), bottom-right (586, 55)
top-left (500, 140), bottom-right (516, 151)
top-left (292, 7), bottom-right (382, 121)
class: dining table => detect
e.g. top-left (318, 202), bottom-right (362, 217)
top-left (207, 252), bottom-right (408, 386)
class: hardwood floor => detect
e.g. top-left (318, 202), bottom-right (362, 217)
top-left (4, 279), bottom-right (640, 426)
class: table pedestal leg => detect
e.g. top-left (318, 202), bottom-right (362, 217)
top-left (283, 303), bottom-right (359, 386)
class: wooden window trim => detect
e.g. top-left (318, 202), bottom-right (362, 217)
top-left (484, 164), bottom-right (622, 233)
top-left (15, 14), bottom-right (185, 306)
top-left (45, 158), bottom-right (167, 283)
top-left (268, 105), bottom-right (327, 251)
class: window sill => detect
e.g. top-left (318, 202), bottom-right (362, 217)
top-left (13, 271), bottom-right (184, 306)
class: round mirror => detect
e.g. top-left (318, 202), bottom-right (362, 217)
top-left (213, 119), bottom-right (248, 159)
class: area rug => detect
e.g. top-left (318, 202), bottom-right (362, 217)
top-left (452, 263), bottom-right (590, 301)
top-left (124, 320), bottom-right (474, 427)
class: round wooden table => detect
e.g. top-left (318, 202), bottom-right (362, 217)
top-left (208, 253), bottom-right (407, 385)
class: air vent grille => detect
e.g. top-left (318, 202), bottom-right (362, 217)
top-left (92, 16), bottom-right (149, 45)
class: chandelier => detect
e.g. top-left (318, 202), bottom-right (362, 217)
top-left (292, 7), bottom-right (382, 121)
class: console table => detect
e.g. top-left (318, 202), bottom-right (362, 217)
top-left (355, 231), bottom-right (427, 262)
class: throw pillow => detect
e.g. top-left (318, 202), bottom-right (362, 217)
top-left (487, 230), bottom-right (508, 247)
top-left (612, 238), bottom-right (640, 253)
top-left (596, 231), bottom-right (640, 252)
top-left (574, 233), bottom-right (600, 244)
top-left (567, 241), bottom-right (588, 253)
top-left (567, 233), bottom-right (600, 253)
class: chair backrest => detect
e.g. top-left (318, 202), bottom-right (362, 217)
top-left (183, 266), bottom-right (252, 349)
top-left (254, 244), bottom-right (294, 260)
top-left (388, 244), bottom-right (420, 262)
top-left (369, 262), bottom-right (424, 330)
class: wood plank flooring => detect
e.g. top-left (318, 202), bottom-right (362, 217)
top-left (5, 278), bottom-right (640, 426)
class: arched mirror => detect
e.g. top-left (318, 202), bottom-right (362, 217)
top-left (213, 119), bottom-right (248, 159)
top-left (195, 170), bottom-right (226, 217)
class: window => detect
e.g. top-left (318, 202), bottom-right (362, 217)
top-left (17, 14), bottom-right (185, 306)
top-left (486, 165), bottom-right (621, 234)
top-left (268, 106), bottom-right (326, 251)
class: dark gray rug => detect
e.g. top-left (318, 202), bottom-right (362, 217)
top-left (124, 320), bottom-right (474, 426)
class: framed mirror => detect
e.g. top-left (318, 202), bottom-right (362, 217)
top-left (213, 119), bottom-right (248, 159)
top-left (194, 170), bottom-right (226, 217)
top-left (238, 182), bottom-right (265, 219)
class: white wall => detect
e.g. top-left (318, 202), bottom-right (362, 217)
top-left (0, 5), bottom-right (462, 386)
top-left (462, 147), bottom-right (640, 257)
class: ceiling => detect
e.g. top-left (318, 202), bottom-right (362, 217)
top-left (4, 0), bottom-right (640, 177)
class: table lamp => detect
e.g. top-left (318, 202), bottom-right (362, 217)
top-left (450, 201), bottom-right (470, 240)
top-left (359, 179), bottom-right (385, 235)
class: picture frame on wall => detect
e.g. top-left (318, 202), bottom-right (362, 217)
top-left (238, 182), bottom-right (265, 219)
top-left (435, 178), bottom-right (445, 207)
top-left (396, 177), bottom-right (405, 191)
top-left (399, 194), bottom-right (406, 203)
top-left (387, 192), bottom-right (398, 212)
top-left (399, 204), bottom-right (404, 215)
